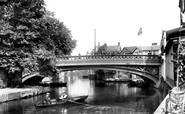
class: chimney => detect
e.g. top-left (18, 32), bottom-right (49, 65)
top-left (152, 43), bottom-right (157, 46)
top-left (118, 41), bottom-right (121, 51)
top-left (104, 41), bottom-right (107, 46)
top-left (98, 42), bottom-right (100, 48)
top-left (118, 41), bottom-right (120, 46)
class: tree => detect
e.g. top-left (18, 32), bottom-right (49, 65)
top-left (0, 0), bottom-right (47, 87)
top-left (40, 10), bottom-right (77, 56)
top-left (37, 10), bottom-right (77, 76)
top-left (0, 0), bottom-right (76, 87)
top-left (0, 0), bottom-right (47, 69)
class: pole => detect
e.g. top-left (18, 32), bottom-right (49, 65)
top-left (139, 27), bottom-right (143, 54)
top-left (94, 29), bottom-right (96, 53)
top-left (163, 31), bottom-right (166, 81)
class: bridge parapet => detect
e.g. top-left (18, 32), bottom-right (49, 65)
top-left (57, 54), bottom-right (161, 61)
top-left (56, 54), bottom-right (162, 67)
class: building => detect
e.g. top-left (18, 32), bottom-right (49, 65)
top-left (92, 41), bottom-right (160, 55)
top-left (160, 27), bottom-right (185, 87)
top-left (120, 44), bottom-right (160, 55)
top-left (138, 44), bottom-right (160, 55)
top-left (96, 42), bottom-right (121, 54)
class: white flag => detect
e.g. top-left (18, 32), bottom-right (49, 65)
top-left (137, 27), bottom-right (142, 36)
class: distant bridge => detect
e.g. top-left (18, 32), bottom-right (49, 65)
top-left (22, 72), bottom-right (44, 85)
top-left (56, 54), bottom-right (162, 87)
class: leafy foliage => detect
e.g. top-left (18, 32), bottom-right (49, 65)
top-left (40, 10), bottom-right (77, 56)
top-left (0, 0), bottom-right (77, 86)
top-left (177, 40), bottom-right (185, 88)
top-left (0, 0), bottom-right (46, 73)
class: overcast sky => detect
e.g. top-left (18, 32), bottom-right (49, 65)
top-left (44, 0), bottom-right (180, 55)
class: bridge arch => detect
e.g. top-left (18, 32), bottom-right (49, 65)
top-left (22, 73), bottom-right (44, 85)
top-left (58, 65), bottom-right (160, 87)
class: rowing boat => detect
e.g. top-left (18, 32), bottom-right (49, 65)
top-left (70, 95), bottom-right (88, 102)
top-left (35, 95), bottom-right (88, 108)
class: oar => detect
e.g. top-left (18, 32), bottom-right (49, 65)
top-left (67, 99), bottom-right (89, 106)
top-left (35, 100), bottom-right (44, 109)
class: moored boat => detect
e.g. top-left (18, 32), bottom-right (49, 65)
top-left (71, 95), bottom-right (88, 102)
top-left (35, 95), bottom-right (88, 108)
top-left (38, 82), bottom-right (67, 87)
top-left (82, 75), bottom-right (89, 79)
top-left (127, 79), bottom-right (146, 88)
top-left (103, 78), bottom-right (131, 82)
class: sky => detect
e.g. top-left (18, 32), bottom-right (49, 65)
top-left (44, 0), bottom-right (180, 55)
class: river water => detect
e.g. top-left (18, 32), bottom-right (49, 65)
top-left (0, 71), bottom-right (170, 114)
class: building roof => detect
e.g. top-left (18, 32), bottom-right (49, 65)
top-left (120, 46), bottom-right (138, 54)
top-left (166, 27), bottom-right (185, 41)
top-left (105, 45), bottom-right (121, 53)
top-left (120, 45), bottom-right (160, 54)
top-left (161, 27), bottom-right (185, 54)
top-left (137, 45), bottom-right (160, 51)
top-left (97, 43), bottom-right (121, 54)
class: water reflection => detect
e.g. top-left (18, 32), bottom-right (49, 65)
top-left (0, 71), bottom-right (169, 114)
top-left (67, 76), bottom-right (90, 97)
top-left (0, 95), bottom-right (43, 114)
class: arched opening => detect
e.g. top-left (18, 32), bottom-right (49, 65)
top-left (58, 65), bottom-right (159, 87)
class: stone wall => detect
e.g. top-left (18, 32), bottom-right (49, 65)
top-left (0, 87), bottom-right (50, 103)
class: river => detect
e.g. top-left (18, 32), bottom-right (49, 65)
top-left (0, 71), bottom-right (170, 114)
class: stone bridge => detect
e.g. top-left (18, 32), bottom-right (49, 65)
top-left (22, 72), bottom-right (44, 85)
top-left (56, 54), bottom-right (162, 88)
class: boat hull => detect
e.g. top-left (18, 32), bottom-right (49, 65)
top-left (35, 95), bottom-right (88, 108)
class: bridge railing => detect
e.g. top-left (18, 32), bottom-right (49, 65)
top-left (56, 54), bottom-right (161, 62)
top-left (22, 72), bottom-right (39, 78)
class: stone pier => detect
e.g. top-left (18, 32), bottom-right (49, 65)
top-left (0, 86), bottom-right (49, 103)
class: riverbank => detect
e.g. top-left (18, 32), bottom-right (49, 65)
top-left (154, 79), bottom-right (174, 114)
top-left (153, 94), bottom-right (168, 114)
top-left (0, 86), bottom-right (49, 103)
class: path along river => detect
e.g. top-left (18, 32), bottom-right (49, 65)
top-left (0, 71), bottom-right (170, 114)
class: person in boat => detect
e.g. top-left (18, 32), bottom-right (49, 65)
top-left (59, 91), bottom-right (68, 101)
top-left (44, 92), bottom-right (51, 104)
